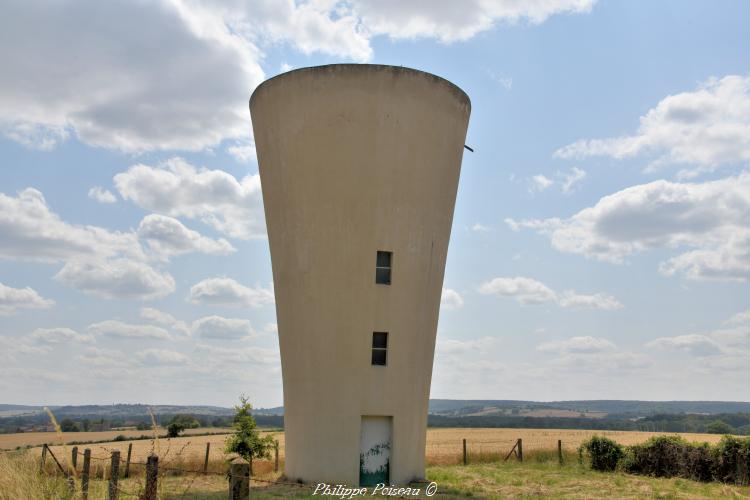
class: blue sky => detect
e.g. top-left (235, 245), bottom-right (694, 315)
top-left (1, 0), bottom-right (749, 407)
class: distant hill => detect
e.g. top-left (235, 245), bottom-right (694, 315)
top-left (4, 400), bottom-right (750, 421)
top-left (428, 399), bottom-right (750, 417)
top-left (0, 404), bottom-right (283, 434)
top-left (0, 405), bottom-right (47, 418)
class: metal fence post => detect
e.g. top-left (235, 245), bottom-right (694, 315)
top-left (204, 442), bottom-right (211, 473)
top-left (124, 443), bottom-right (132, 478)
top-left (558, 439), bottom-right (563, 464)
top-left (462, 439), bottom-right (467, 465)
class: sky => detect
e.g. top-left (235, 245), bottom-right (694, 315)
top-left (1, 0), bottom-right (750, 408)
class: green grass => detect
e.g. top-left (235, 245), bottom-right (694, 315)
top-left (142, 461), bottom-right (750, 499)
top-left (425, 461), bottom-right (750, 499)
top-left (6, 452), bottom-right (750, 499)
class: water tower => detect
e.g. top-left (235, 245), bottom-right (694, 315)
top-left (250, 64), bottom-right (470, 486)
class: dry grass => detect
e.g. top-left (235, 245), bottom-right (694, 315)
top-left (15, 426), bottom-right (730, 473)
top-left (35, 430), bottom-right (283, 470)
top-left (0, 427), bottom-right (232, 450)
top-left (7, 450), bottom-right (750, 499)
top-left (0, 452), bottom-right (72, 500)
top-left (425, 427), bottom-right (729, 465)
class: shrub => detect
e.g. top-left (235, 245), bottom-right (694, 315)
top-left (578, 436), bottom-right (624, 471)
top-left (598, 434), bottom-right (750, 485)
top-left (622, 435), bottom-right (686, 478)
top-left (680, 442), bottom-right (715, 482)
top-left (714, 436), bottom-right (750, 485)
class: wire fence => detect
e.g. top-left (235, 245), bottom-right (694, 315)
top-left (32, 435), bottom-right (576, 499)
top-left (35, 439), bottom-right (318, 499)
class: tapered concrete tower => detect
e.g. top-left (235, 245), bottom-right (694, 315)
top-left (251, 64), bottom-right (470, 486)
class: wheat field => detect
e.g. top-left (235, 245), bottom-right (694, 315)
top-left (13, 427), bottom-right (729, 469)
top-left (0, 427), bottom-right (232, 450)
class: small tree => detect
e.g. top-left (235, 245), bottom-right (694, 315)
top-left (167, 421), bottom-right (186, 438)
top-left (60, 418), bottom-right (79, 432)
top-left (166, 414), bottom-right (200, 437)
top-left (706, 420), bottom-right (735, 435)
top-left (225, 395), bottom-right (275, 471)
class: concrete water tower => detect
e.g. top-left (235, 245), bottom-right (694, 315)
top-left (250, 64), bottom-right (470, 486)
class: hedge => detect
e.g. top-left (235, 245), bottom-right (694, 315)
top-left (579, 434), bottom-right (750, 485)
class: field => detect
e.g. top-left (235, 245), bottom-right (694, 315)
top-left (0, 427), bottom-right (233, 450)
top-left (4, 446), bottom-right (750, 499)
top-left (425, 428), bottom-right (727, 464)
top-left (4, 427), bottom-right (731, 469)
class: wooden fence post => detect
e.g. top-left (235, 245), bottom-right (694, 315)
top-left (143, 455), bottom-right (158, 500)
top-left (71, 446), bottom-right (78, 471)
top-left (124, 443), bottom-right (132, 478)
top-left (229, 460), bottom-right (250, 500)
top-left (517, 439), bottom-right (523, 462)
top-left (274, 440), bottom-right (279, 472)
top-left (558, 440), bottom-right (563, 464)
top-left (81, 449), bottom-right (91, 500)
top-left (204, 442), bottom-right (211, 473)
top-left (40, 443), bottom-right (48, 472)
top-left (108, 450), bottom-right (120, 500)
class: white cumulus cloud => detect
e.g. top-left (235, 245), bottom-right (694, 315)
top-left (188, 277), bottom-right (274, 308)
top-left (87, 320), bottom-right (173, 340)
top-left (441, 288), bottom-right (464, 310)
top-left (0, 282), bottom-right (54, 316)
top-left (646, 334), bottom-right (723, 357)
top-left (0, 187), bottom-right (177, 300)
top-left (0, 188), bottom-right (144, 263)
top-left (350, 0), bottom-right (596, 42)
top-left (192, 316), bottom-right (254, 340)
top-left (114, 158), bottom-right (265, 240)
top-left (136, 348), bottom-right (189, 365)
top-left (140, 307), bottom-right (191, 337)
top-left (506, 173), bottom-right (750, 282)
top-left (560, 167), bottom-right (586, 194)
top-left (530, 174), bottom-right (554, 193)
top-left (55, 259), bottom-right (175, 300)
top-left (137, 214), bottom-right (235, 259)
top-left (87, 187), bottom-right (117, 204)
top-left (194, 343), bottom-right (278, 365)
top-left (554, 75), bottom-right (750, 177)
top-left (0, 0), bottom-right (264, 152)
top-left (479, 276), bottom-right (557, 304)
top-left (0, 0), bottom-right (595, 156)
top-left (537, 336), bottom-right (616, 354)
top-left (30, 327), bottom-right (93, 344)
top-left (725, 309), bottom-right (750, 326)
top-left (479, 276), bottom-right (622, 309)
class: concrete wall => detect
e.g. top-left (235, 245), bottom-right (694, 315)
top-left (250, 64), bottom-right (470, 486)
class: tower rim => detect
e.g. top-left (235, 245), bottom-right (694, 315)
top-left (249, 63), bottom-right (471, 111)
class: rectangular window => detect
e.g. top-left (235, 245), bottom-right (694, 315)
top-left (371, 332), bottom-right (388, 366)
top-left (375, 251), bottom-right (392, 285)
